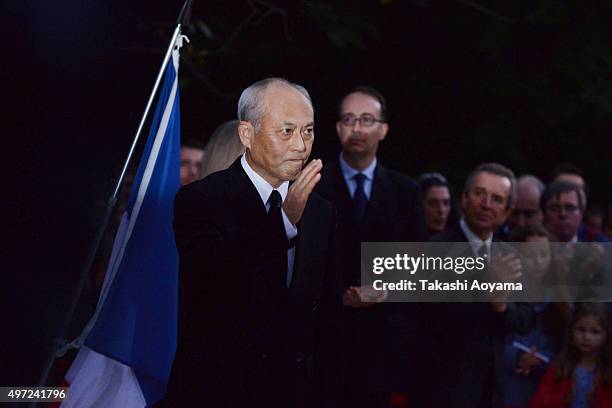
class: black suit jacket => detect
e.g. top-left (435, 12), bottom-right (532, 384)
top-left (316, 157), bottom-right (426, 393)
top-left (425, 223), bottom-right (534, 408)
top-left (165, 159), bottom-right (343, 408)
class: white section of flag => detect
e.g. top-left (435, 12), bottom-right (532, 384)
top-left (59, 34), bottom-right (187, 408)
top-left (61, 346), bottom-right (146, 408)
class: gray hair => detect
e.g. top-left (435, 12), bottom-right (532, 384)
top-left (464, 162), bottom-right (517, 208)
top-left (237, 77), bottom-right (312, 133)
top-left (517, 174), bottom-right (545, 194)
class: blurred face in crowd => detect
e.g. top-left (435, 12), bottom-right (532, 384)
top-left (584, 213), bottom-right (603, 236)
top-left (572, 315), bottom-right (606, 357)
top-left (239, 84), bottom-right (314, 187)
top-left (462, 171), bottom-right (512, 240)
top-left (509, 182), bottom-right (542, 229)
top-left (521, 235), bottom-right (551, 282)
top-left (543, 191), bottom-right (582, 242)
top-left (180, 147), bottom-right (204, 186)
top-left (555, 173), bottom-right (585, 189)
top-left (424, 186), bottom-right (451, 235)
top-left (336, 92), bottom-right (388, 166)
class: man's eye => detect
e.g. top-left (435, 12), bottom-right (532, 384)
top-left (281, 128), bottom-right (293, 135)
top-left (361, 116), bottom-right (375, 125)
top-left (302, 127), bottom-right (314, 137)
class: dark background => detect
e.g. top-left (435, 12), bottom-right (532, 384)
top-left (4, 0), bottom-right (611, 386)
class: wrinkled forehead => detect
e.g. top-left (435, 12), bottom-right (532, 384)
top-left (261, 84), bottom-right (313, 118)
top-left (472, 171), bottom-right (511, 197)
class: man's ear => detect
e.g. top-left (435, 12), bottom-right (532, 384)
top-left (379, 123), bottom-right (389, 141)
top-left (238, 121), bottom-right (254, 149)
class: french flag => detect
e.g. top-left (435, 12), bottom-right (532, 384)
top-left (60, 34), bottom-right (186, 408)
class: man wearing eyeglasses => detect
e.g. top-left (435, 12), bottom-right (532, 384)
top-left (541, 180), bottom-right (608, 304)
top-left (316, 86), bottom-right (426, 407)
top-left (542, 180), bottom-right (587, 243)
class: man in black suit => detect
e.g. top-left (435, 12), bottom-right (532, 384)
top-left (315, 86), bottom-right (426, 407)
top-left (427, 162), bottom-right (532, 408)
top-left (165, 78), bottom-right (343, 407)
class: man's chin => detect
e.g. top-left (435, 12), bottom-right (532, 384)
top-left (284, 167), bottom-right (303, 181)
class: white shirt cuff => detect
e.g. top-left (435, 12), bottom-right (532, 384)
top-left (281, 209), bottom-right (298, 240)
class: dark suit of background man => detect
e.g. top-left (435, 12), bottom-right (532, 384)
top-left (315, 86), bottom-right (426, 407)
top-left (165, 78), bottom-right (343, 407)
top-left (427, 163), bottom-right (533, 408)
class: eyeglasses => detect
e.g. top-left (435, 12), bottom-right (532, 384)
top-left (340, 114), bottom-right (385, 127)
top-left (546, 204), bottom-right (580, 214)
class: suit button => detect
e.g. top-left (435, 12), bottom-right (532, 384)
top-left (312, 301), bottom-right (318, 311)
top-left (296, 352), bottom-right (304, 363)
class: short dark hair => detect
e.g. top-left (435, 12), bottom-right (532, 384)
top-left (541, 180), bottom-right (587, 213)
top-left (464, 162), bottom-right (517, 208)
top-left (418, 172), bottom-right (450, 196)
top-left (551, 163), bottom-right (584, 180)
top-left (181, 138), bottom-right (205, 151)
top-left (339, 85), bottom-right (387, 121)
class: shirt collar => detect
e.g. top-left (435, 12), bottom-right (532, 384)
top-left (241, 154), bottom-right (288, 205)
top-left (460, 218), bottom-right (493, 250)
top-left (339, 152), bottom-right (377, 181)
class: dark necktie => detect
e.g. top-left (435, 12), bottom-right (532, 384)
top-left (267, 190), bottom-right (288, 289)
top-left (353, 173), bottom-right (368, 223)
top-left (478, 243), bottom-right (489, 262)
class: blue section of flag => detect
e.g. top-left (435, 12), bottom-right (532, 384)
top-left (85, 61), bottom-right (180, 406)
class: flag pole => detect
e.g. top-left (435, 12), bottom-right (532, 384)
top-left (35, 0), bottom-right (193, 392)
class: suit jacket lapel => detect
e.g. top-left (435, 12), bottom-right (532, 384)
top-left (227, 158), bottom-right (268, 220)
top-left (228, 159), bottom-right (283, 290)
top-left (361, 164), bottom-right (391, 233)
top-left (328, 158), bottom-right (354, 214)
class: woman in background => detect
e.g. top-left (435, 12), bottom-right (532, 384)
top-left (199, 119), bottom-right (245, 178)
top-left (418, 172), bottom-right (452, 239)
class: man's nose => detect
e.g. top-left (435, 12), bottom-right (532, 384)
top-left (291, 132), bottom-right (307, 151)
top-left (480, 195), bottom-right (492, 208)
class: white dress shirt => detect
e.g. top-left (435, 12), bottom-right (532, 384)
top-left (241, 154), bottom-right (297, 286)
top-left (339, 152), bottom-right (377, 199)
top-left (460, 217), bottom-right (492, 258)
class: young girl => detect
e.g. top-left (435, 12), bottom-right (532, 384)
top-left (529, 303), bottom-right (612, 408)
top-left (504, 225), bottom-right (567, 408)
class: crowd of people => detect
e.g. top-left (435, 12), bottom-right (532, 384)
top-left (163, 78), bottom-right (611, 408)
